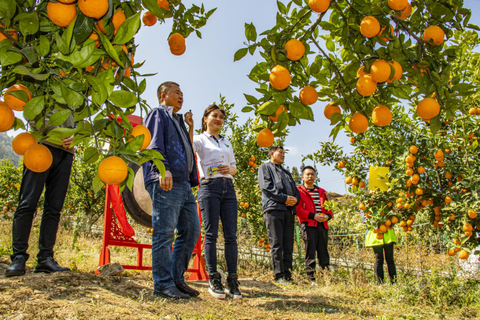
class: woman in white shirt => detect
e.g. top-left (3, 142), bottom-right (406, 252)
top-left (193, 104), bottom-right (241, 299)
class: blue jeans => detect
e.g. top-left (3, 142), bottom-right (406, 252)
top-left (146, 180), bottom-right (201, 291)
top-left (197, 178), bottom-right (238, 275)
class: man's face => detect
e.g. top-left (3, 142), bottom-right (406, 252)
top-left (302, 168), bottom-right (316, 185)
top-left (270, 148), bottom-right (285, 165)
top-left (161, 84), bottom-right (183, 112)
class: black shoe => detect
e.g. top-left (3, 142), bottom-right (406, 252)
top-left (34, 257), bottom-right (70, 273)
top-left (5, 255), bottom-right (26, 277)
top-left (208, 272), bottom-right (226, 299)
top-left (154, 286), bottom-right (191, 299)
top-left (226, 274), bottom-right (242, 299)
top-left (176, 281), bottom-right (200, 297)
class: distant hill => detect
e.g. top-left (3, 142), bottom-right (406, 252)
top-left (0, 133), bottom-right (21, 164)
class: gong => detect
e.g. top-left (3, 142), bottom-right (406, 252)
top-left (122, 162), bottom-right (152, 227)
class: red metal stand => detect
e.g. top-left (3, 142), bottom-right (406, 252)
top-left (97, 185), bottom-right (207, 281)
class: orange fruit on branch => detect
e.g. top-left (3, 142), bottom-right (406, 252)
top-left (112, 9), bottom-right (126, 34)
top-left (387, 61), bottom-right (403, 81)
top-left (370, 59), bottom-right (391, 83)
top-left (12, 132), bottom-right (37, 155)
top-left (423, 26), bottom-right (445, 46)
top-left (378, 24), bottom-right (394, 42)
top-left (371, 105), bottom-right (392, 126)
top-left (416, 98), bottom-right (440, 120)
top-left (409, 145), bottom-right (418, 154)
top-left (5, 84), bottom-right (32, 111)
top-left (47, 1), bottom-right (77, 27)
top-left (356, 66), bottom-right (366, 78)
top-left (157, 0), bottom-right (170, 10)
top-left (78, 0), bottom-right (109, 19)
top-left (324, 103), bottom-right (341, 120)
top-left (284, 39), bottom-right (305, 61)
top-left (269, 104), bottom-right (285, 122)
top-left (269, 65), bottom-right (291, 90)
top-left (98, 156), bottom-right (128, 185)
top-left (360, 16), bottom-right (380, 38)
top-left (256, 128), bottom-right (274, 148)
top-left (24, 144), bottom-right (53, 173)
top-left (468, 209), bottom-right (477, 219)
top-left (130, 125), bottom-right (152, 150)
top-left (0, 102), bottom-right (15, 132)
top-left (356, 74), bottom-right (377, 96)
top-left (299, 85), bottom-right (318, 105)
top-left (458, 250), bottom-right (469, 260)
top-left (397, 2), bottom-right (412, 19)
top-left (349, 112), bottom-right (369, 133)
top-left (388, 0), bottom-right (408, 11)
top-left (143, 11), bottom-right (157, 26)
top-left (309, 0), bottom-right (330, 13)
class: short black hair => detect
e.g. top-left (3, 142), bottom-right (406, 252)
top-left (302, 165), bottom-right (316, 174)
top-left (157, 81), bottom-right (180, 102)
top-left (268, 145), bottom-right (283, 155)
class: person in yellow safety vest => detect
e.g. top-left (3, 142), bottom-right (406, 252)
top-left (365, 228), bottom-right (397, 284)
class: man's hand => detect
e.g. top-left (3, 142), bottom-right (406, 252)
top-left (285, 195), bottom-right (298, 206)
top-left (61, 135), bottom-right (74, 149)
top-left (160, 170), bottom-right (173, 191)
top-left (217, 165), bottom-right (230, 175)
top-left (184, 112), bottom-right (194, 128)
top-left (314, 213), bottom-right (329, 223)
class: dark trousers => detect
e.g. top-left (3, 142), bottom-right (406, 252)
top-left (372, 243), bottom-right (397, 283)
top-left (11, 145), bottom-right (73, 261)
top-left (263, 210), bottom-right (294, 280)
top-left (197, 178), bottom-right (238, 275)
top-left (302, 223), bottom-right (329, 280)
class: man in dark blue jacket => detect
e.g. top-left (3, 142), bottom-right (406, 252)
top-left (258, 145), bottom-right (300, 283)
top-left (143, 81), bottom-right (200, 299)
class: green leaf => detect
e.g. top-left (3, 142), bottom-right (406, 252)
top-left (234, 48), bottom-right (248, 62)
top-left (49, 109), bottom-right (73, 127)
top-left (23, 96), bottom-right (45, 120)
top-left (73, 12), bottom-right (94, 44)
top-left (245, 23), bottom-right (257, 42)
top-left (257, 100), bottom-right (280, 116)
top-left (289, 102), bottom-right (314, 121)
top-left (98, 32), bottom-right (123, 67)
top-left (47, 127), bottom-right (77, 139)
top-left (113, 12), bottom-right (141, 45)
top-left (57, 41), bottom-right (95, 67)
top-left (93, 174), bottom-right (104, 192)
top-left (0, 0), bottom-right (16, 20)
top-left (84, 146), bottom-right (100, 164)
top-left (60, 83), bottom-right (84, 108)
top-left (108, 90), bottom-right (138, 108)
top-left (0, 51), bottom-right (22, 66)
top-left (241, 106), bottom-right (254, 112)
top-left (277, 1), bottom-right (287, 14)
top-left (244, 94), bottom-right (258, 104)
top-left (429, 116), bottom-right (441, 134)
top-left (65, 15), bottom-right (77, 49)
top-left (12, 65), bottom-right (50, 81)
top-left (16, 12), bottom-right (39, 36)
top-left (35, 35), bottom-right (50, 57)
top-left (326, 38), bottom-right (335, 52)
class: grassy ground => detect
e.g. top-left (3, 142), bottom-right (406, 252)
top-left (0, 219), bottom-right (479, 320)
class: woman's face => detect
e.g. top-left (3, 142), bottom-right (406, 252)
top-left (204, 109), bottom-right (225, 132)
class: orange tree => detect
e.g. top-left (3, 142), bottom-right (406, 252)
top-left (0, 0), bottom-right (214, 191)
top-left (235, 1), bottom-right (479, 259)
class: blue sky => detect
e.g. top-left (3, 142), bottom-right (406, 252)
top-left (133, 0), bottom-right (480, 194)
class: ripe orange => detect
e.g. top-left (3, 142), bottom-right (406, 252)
top-left (388, 61), bottom-right (403, 81)
top-left (388, 0), bottom-right (408, 11)
top-left (379, 224), bottom-right (387, 233)
top-left (12, 132), bottom-right (37, 155)
top-left (269, 65), bottom-right (291, 90)
top-left (458, 250), bottom-right (469, 260)
top-left (0, 25), bottom-right (18, 42)
top-left (299, 85), bottom-right (318, 105)
top-left (445, 195), bottom-right (452, 204)
top-left (447, 248), bottom-right (456, 256)
top-left (349, 112), bottom-right (369, 134)
top-left (157, 0), bottom-right (170, 10)
top-left (309, 0), bottom-right (330, 13)
top-left (170, 45), bottom-right (186, 56)
top-left (378, 24), bottom-right (394, 42)
top-left (98, 156), bottom-right (128, 185)
top-left (112, 9), bottom-right (126, 34)
top-left (24, 144), bottom-right (53, 173)
top-left (256, 128), bottom-right (275, 148)
top-left (345, 177), bottom-right (352, 184)
top-left (434, 149), bottom-right (444, 161)
top-left (411, 174), bottom-right (420, 184)
top-left (284, 39), bottom-right (305, 61)
top-left (337, 160), bottom-right (346, 168)
top-left (371, 105), bottom-right (392, 126)
top-left (463, 223), bottom-right (473, 232)
top-left (360, 16), bottom-right (380, 38)
top-left (5, 84), bottom-right (32, 111)
top-left (359, 203), bottom-right (366, 210)
top-left (376, 233), bottom-right (384, 239)
top-left (352, 177), bottom-right (359, 186)
top-left (130, 125), bottom-right (152, 150)
top-left (406, 168), bottom-right (414, 176)
top-left (350, 136), bottom-right (356, 144)
top-left (269, 104), bottom-right (286, 122)
top-left (356, 66), bottom-right (366, 78)
top-left (143, 11), bottom-right (157, 26)
top-left (391, 216), bottom-right (399, 224)
top-left (468, 209), bottom-right (477, 219)
top-left (409, 145), bottom-right (418, 154)
top-left (356, 74), bottom-right (377, 96)
top-left (415, 188), bottom-right (423, 196)
top-left (324, 103), bottom-right (341, 119)
top-left (469, 108), bottom-right (477, 115)
top-left (359, 181), bottom-right (366, 188)
top-left (416, 98), bottom-right (440, 120)
top-left (78, 0), bottom-right (109, 19)
top-left (370, 59), bottom-right (391, 83)
top-left (444, 172), bottom-right (452, 179)
top-left (397, 2), bottom-right (412, 19)
top-left (47, 1), bottom-right (77, 27)
top-left (0, 102), bottom-right (15, 132)
top-left (423, 26), bottom-right (445, 46)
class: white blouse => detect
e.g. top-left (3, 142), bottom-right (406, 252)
top-left (193, 132), bottom-right (236, 180)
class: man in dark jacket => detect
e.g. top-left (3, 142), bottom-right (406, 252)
top-left (257, 145), bottom-right (300, 283)
top-left (296, 166), bottom-right (333, 283)
top-left (143, 81), bottom-right (201, 299)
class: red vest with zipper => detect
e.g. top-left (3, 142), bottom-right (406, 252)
top-left (295, 185), bottom-right (333, 228)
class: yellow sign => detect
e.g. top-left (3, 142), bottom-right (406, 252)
top-left (369, 167), bottom-right (390, 191)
